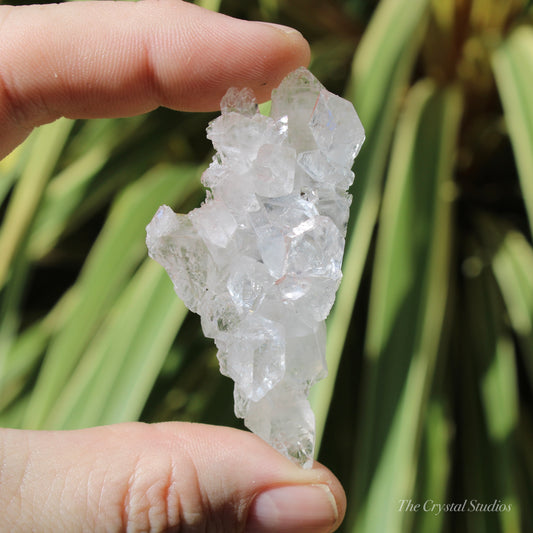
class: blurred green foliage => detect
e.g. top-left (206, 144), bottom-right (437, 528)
top-left (1, 0), bottom-right (532, 532)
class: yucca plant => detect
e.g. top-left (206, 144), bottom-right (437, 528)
top-left (0, 0), bottom-right (531, 532)
top-left (312, 1), bottom-right (533, 532)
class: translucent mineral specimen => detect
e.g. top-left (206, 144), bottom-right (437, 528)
top-left (146, 67), bottom-right (365, 468)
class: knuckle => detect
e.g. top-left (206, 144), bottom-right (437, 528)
top-left (121, 437), bottom-right (208, 533)
top-left (122, 458), bottom-right (176, 532)
top-left (0, 6), bottom-right (55, 130)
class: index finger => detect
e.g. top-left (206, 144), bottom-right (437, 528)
top-left (0, 0), bottom-right (310, 157)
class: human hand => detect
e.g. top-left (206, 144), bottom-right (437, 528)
top-left (0, 0), bottom-right (310, 157)
top-left (1, 422), bottom-right (345, 531)
top-left (0, 1), bottom-right (345, 531)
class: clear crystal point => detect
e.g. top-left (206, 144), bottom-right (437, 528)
top-left (146, 68), bottom-right (365, 468)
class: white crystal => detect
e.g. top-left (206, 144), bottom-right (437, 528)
top-left (244, 382), bottom-right (316, 469)
top-left (146, 206), bottom-right (211, 314)
top-left (226, 256), bottom-right (273, 312)
top-left (252, 144), bottom-right (296, 197)
top-left (298, 150), bottom-right (355, 189)
top-left (285, 321), bottom-right (328, 391)
top-left (309, 91), bottom-right (365, 166)
top-left (146, 67), bottom-right (365, 468)
top-left (189, 199), bottom-right (237, 249)
top-left (220, 87), bottom-right (258, 117)
top-left (218, 315), bottom-right (286, 402)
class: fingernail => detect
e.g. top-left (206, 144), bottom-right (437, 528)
top-left (246, 484), bottom-right (338, 533)
top-left (255, 21), bottom-right (303, 37)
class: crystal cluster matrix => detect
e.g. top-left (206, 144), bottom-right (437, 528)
top-left (146, 68), bottom-right (365, 468)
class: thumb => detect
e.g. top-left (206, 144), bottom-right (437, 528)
top-left (0, 422), bottom-right (345, 532)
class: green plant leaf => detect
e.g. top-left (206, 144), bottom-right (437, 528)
top-left (22, 164), bottom-right (200, 429)
top-left (348, 80), bottom-right (462, 533)
top-left (195, 0), bottom-right (221, 11)
top-left (26, 117), bottom-right (146, 260)
top-left (46, 258), bottom-right (188, 429)
top-left (0, 290), bottom-right (76, 413)
top-left (457, 242), bottom-right (521, 533)
top-left (0, 119), bottom-right (74, 380)
top-left (478, 216), bottom-right (533, 392)
top-left (492, 25), bottom-right (533, 235)
top-left (0, 118), bottom-right (74, 289)
top-left (412, 399), bottom-right (451, 533)
top-left (310, 0), bottom-right (431, 451)
top-left (0, 138), bottom-right (33, 205)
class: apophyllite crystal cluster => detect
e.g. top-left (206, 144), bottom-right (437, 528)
top-left (146, 67), bottom-right (364, 468)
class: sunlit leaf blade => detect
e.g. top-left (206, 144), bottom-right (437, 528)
top-left (195, 0), bottom-right (222, 11)
top-left (517, 412), bottom-right (533, 532)
top-left (310, 0), bottom-right (431, 450)
top-left (0, 119), bottom-right (74, 382)
top-left (25, 118), bottom-right (144, 260)
top-left (478, 217), bottom-right (533, 388)
top-left (348, 81), bottom-right (462, 533)
top-left (0, 320), bottom-right (49, 411)
top-left (345, 0), bottom-right (428, 129)
top-left (96, 274), bottom-right (187, 426)
top-left (22, 164), bottom-right (200, 429)
top-left (47, 259), bottom-right (188, 429)
top-left (481, 331), bottom-right (518, 443)
top-left (0, 291), bottom-right (76, 412)
top-left (0, 118), bottom-right (74, 288)
top-left (457, 247), bottom-right (520, 533)
top-left (0, 396), bottom-right (28, 429)
top-left (492, 25), bottom-right (533, 235)
top-left (412, 399), bottom-right (451, 533)
top-left (0, 139), bottom-right (32, 205)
